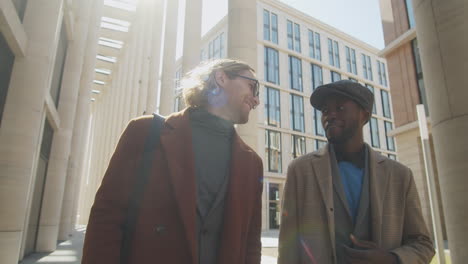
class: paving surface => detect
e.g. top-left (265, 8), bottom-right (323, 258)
top-left (20, 226), bottom-right (279, 264)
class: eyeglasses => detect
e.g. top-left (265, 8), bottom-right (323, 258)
top-left (233, 74), bottom-right (260, 97)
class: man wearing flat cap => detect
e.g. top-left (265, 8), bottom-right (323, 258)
top-left (278, 80), bottom-right (435, 264)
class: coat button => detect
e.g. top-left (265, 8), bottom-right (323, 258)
top-left (154, 225), bottom-right (166, 234)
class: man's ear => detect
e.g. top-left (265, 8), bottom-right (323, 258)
top-left (214, 70), bottom-right (226, 87)
top-left (362, 110), bottom-right (371, 126)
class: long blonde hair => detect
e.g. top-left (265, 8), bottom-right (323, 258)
top-left (182, 59), bottom-right (254, 108)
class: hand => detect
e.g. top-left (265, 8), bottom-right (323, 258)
top-left (343, 234), bottom-right (398, 264)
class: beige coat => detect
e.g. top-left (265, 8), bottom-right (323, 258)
top-left (278, 144), bottom-right (435, 264)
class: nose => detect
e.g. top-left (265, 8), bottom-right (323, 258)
top-left (252, 96), bottom-right (260, 108)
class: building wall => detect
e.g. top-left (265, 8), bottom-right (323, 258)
top-left (379, 0), bottom-right (447, 240)
top-left (0, 0), bottom-right (102, 262)
top-left (385, 44), bottom-right (420, 127)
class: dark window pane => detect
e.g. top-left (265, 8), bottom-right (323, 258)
top-left (311, 64), bottom-right (323, 90)
top-left (370, 117), bottom-right (380, 148)
top-left (314, 109), bottom-right (325, 136)
top-left (265, 130), bottom-right (282, 172)
top-left (381, 90), bottom-right (391, 118)
top-left (50, 21), bottom-right (68, 107)
top-left (0, 33), bottom-right (15, 127)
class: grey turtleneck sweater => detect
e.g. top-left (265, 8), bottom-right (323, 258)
top-left (190, 108), bottom-right (234, 264)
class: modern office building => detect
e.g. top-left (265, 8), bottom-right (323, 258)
top-left (378, 0), bottom-right (447, 239)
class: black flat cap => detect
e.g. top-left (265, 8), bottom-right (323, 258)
top-left (310, 80), bottom-right (374, 113)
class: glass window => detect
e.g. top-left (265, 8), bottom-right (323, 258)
top-left (351, 48), bottom-right (357, 75)
top-left (349, 77), bottom-right (358, 82)
top-left (366, 84), bottom-right (377, 114)
top-left (315, 139), bottom-right (327, 150)
top-left (219, 33), bottom-right (225, 58)
top-left (314, 109), bottom-right (325, 136)
top-left (265, 130), bottom-right (282, 173)
top-left (331, 71), bottom-right (341, 82)
top-left (366, 55), bottom-right (373, 81)
top-left (264, 47), bottom-right (279, 84)
top-left (362, 54), bottom-right (368, 79)
top-left (308, 30), bottom-right (315, 59)
top-left (328, 39), bottom-right (340, 67)
top-left (50, 21), bottom-right (68, 107)
top-left (287, 20), bottom-right (294, 50)
top-left (292, 135), bottom-right (306, 158)
top-left (264, 10), bottom-right (278, 44)
top-left (384, 121), bottom-right (395, 151)
top-left (315, 32), bottom-right (321, 61)
top-left (0, 30), bottom-right (15, 126)
top-left (411, 39), bottom-right (428, 114)
top-left (405, 0), bottom-right (416, 28)
top-left (265, 87), bottom-right (281, 127)
top-left (294, 23), bottom-right (301, 52)
top-left (346, 47), bottom-right (351, 73)
top-left (328, 38), bottom-right (334, 66)
top-left (213, 36), bottom-right (220, 59)
top-left (333, 41), bottom-right (340, 68)
top-left (271, 13), bottom-right (278, 44)
top-left (311, 64), bottom-right (323, 91)
top-left (377, 61), bottom-right (387, 86)
top-left (381, 90), bottom-right (391, 118)
top-left (369, 117), bottom-right (380, 148)
top-left (346, 47), bottom-right (357, 74)
top-left (263, 10), bottom-right (270, 41)
top-left (362, 54), bottom-right (373, 80)
top-left (290, 94), bottom-right (305, 132)
top-left (289, 56), bottom-right (303, 91)
top-left (388, 154), bottom-right (397, 160)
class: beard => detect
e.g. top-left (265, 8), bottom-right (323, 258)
top-left (326, 121), bottom-right (359, 145)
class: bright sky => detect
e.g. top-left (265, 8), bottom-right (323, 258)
top-left (200, 0), bottom-right (385, 49)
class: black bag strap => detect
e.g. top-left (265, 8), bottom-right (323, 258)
top-left (120, 113), bottom-right (165, 264)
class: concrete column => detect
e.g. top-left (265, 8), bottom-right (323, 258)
top-left (227, 0), bottom-right (258, 149)
top-left (137, 0), bottom-right (153, 115)
top-left (146, 0), bottom-right (164, 114)
top-left (117, 46), bottom-right (130, 131)
top-left (159, 0), bottom-right (179, 116)
top-left (182, 0), bottom-right (202, 73)
top-left (412, 0), bottom-right (467, 262)
top-left (123, 26), bottom-right (137, 122)
top-left (129, 5), bottom-right (145, 118)
top-left (0, 0), bottom-right (64, 262)
top-left (35, 0), bottom-right (94, 252)
top-left (58, 0), bottom-right (104, 240)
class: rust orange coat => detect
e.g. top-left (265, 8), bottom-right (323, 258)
top-left (82, 109), bottom-right (263, 264)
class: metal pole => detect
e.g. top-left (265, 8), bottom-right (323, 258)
top-left (416, 104), bottom-right (446, 264)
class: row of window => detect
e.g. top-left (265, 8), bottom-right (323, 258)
top-left (264, 86), bottom-right (394, 145)
top-left (264, 46), bottom-right (388, 93)
top-left (265, 130), bottom-right (327, 173)
top-left (265, 128), bottom-right (396, 173)
top-left (263, 51), bottom-right (392, 118)
top-left (201, 32), bottom-right (225, 61)
top-left (263, 10), bottom-right (388, 86)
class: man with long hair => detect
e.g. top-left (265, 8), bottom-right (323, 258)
top-left (82, 59), bottom-right (263, 264)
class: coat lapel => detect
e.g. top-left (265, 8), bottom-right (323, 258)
top-left (368, 146), bottom-right (389, 246)
top-left (160, 109), bottom-right (197, 264)
top-left (311, 144), bottom-right (336, 250)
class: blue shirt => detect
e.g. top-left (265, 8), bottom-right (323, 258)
top-left (338, 161), bottom-right (364, 222)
